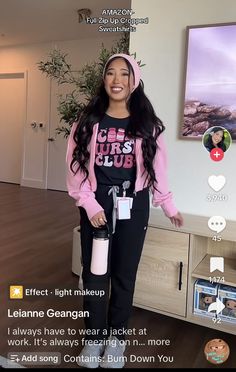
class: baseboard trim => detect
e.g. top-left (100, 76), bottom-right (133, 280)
top-left (21, 178), bottom-right (45, 189)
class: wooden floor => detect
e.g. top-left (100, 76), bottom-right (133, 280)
top-left (0, 182), bottom-right (235, 369)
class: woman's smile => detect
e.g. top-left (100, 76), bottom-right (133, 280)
top-left (110, 86), bottom-right (123, 93)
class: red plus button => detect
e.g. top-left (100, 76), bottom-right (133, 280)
top-left (210, 148), bottom-right (224, 161)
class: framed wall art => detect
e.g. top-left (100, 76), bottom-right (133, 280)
top-left (181, 22), bottom-right (236, 140)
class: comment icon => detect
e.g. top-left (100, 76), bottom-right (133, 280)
top-left (208, 216), bottom-right (226, 234)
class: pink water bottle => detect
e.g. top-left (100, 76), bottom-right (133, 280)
top-left (90, 224), bottom-right (110, 275)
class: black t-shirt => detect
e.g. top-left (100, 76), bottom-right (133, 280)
top-left (94, 114), bottom-right (136, 186)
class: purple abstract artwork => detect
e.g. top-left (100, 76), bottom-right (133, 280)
top-left (182, 23), bottom-right (236, 140)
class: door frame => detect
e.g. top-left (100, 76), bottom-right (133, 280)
top-left (0, 71), bottom-right (28, 185)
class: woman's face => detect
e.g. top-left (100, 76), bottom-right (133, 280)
top-left (212, 130), bottom-right (224, 146)
top-left (104, 58), bottom-right (134, 102)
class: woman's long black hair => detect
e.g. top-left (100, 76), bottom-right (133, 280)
top-left (70, 56), bottom-right (165, 190)
top-left (205, 127), bottom-right (226, 152)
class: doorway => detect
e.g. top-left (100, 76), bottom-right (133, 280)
top-left (0, 72), bottom-right (26, 184)
top-left (47, 80), bottom-right (69, 191)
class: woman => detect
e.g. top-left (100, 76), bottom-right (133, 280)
top-left (66, 53), bottom-right (183, 368)
top-left (204, 127), bottom-right (227, 152)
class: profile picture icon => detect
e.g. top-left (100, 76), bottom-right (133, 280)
top-left (204, 338), bottom-right (230, 364)
top-left (202, 126), bottom-right (232, 153)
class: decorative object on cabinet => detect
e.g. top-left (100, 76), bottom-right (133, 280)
top-left (193, 279), bottom-right (217, 317)
top-left (218, 284), bottom-right (236, 322)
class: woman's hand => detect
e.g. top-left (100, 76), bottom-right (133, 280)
top-left (90, 211), bottom-right (107, 228)
top-left (169, 212), bottom-right (184, 228)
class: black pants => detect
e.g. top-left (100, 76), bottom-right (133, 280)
top-left (79, 185), bottom-right (150, 341)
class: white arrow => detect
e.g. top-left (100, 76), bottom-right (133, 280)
top-left (208, 298), bottom-right (225, 315)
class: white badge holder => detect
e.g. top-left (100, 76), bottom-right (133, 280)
top-left (115, 183), bottom-right (133, 220)
top-left (117, 198), bottom-right (131, 219)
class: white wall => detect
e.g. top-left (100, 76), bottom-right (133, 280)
top-left (130, 0), bottom-right (236, 221)
top-left (0, 36), bottom-right (116, 188)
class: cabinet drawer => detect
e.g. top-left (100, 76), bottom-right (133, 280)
top-left (134, 227), bottom-right (189, 317)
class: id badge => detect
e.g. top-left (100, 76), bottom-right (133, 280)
top-left (115, 197), bottom-right (133, 209)
top-left (117, 198), bottom-right (131, 220)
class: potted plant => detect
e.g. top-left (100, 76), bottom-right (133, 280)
top-left (37, 32), bottom-right (134, 138)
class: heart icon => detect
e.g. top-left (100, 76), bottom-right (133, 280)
top-left (208, 175), bottom-right (226, 192)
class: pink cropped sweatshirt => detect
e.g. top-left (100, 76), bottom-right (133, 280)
top-left (66, 122), bottom-right (178, 221)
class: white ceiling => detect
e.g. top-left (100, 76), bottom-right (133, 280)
top-left (0, 0), bottom-right (131, 48)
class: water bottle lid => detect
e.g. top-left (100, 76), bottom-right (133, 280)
top-left (93, 223), bottom-right (110, 239)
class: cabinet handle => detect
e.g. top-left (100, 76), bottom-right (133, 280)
top-left (178, 262), bottom-right (183, 291)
